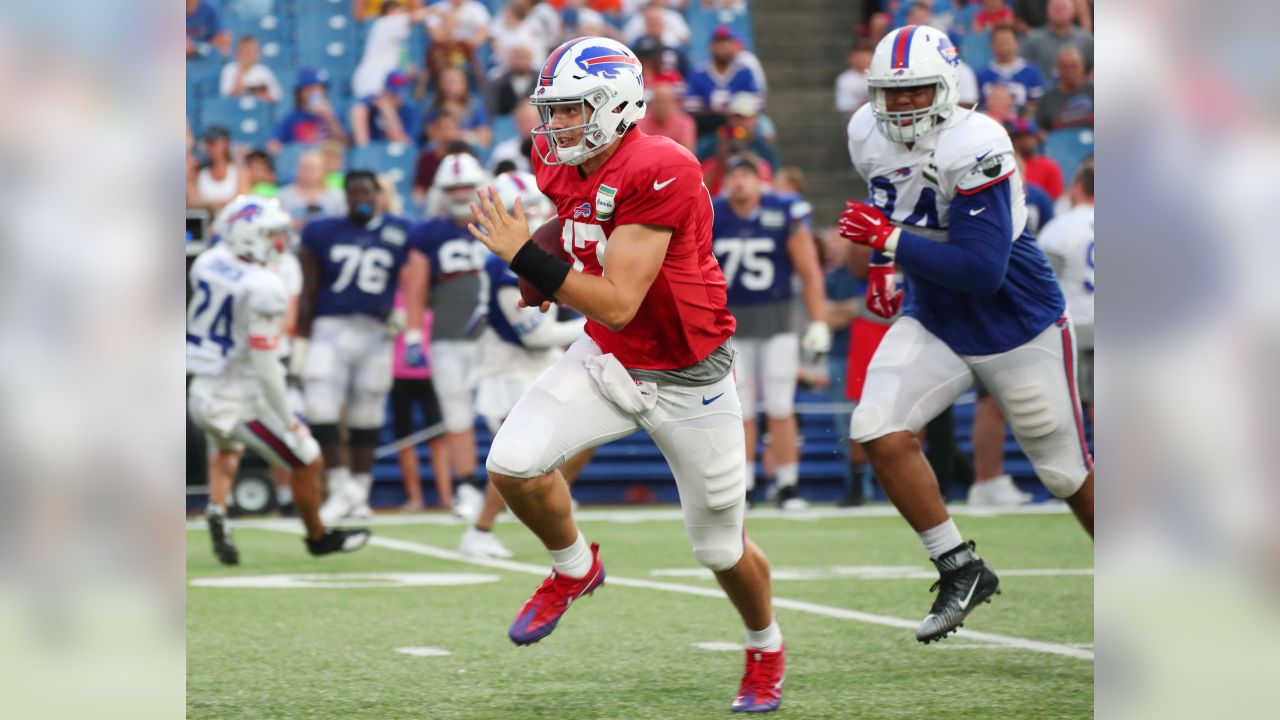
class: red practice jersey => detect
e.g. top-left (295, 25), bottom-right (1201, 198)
top-left (532, 128), bottom-right (736, 371)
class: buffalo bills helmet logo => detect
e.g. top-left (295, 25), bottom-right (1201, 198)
top-left (573, 202), bottom-right (592, 219)
top-left (937, 36), bottom-right (960, 67)
top-left (227, 203), bottom-right (264, 227)
top-left (574, 45), bottom-right (641, 80)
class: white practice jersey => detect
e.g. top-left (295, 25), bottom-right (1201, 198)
top-left (187, 244), bottom-right (288, 378)
top-left (1036, 204), bottom-right (1095, 328)
top-left (269, 250), bottom-right (302, 357)
top-left (846, 105), bottom-right (1027, 245)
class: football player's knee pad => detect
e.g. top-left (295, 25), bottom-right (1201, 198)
top-left (348, 427), bottom-right (381, 448)
top-left (485, 439), bottom-right (545, 480)
top-left (1036, 462), bottom-right (1086, 498)
top-left (309, 422), bottom-right (341, 446)
top-left (295, 435), bottom-right (321, 467)
top-left (346, 390), bottom-right (389, 428)
top-left (439, 387), bottom-right (476, 434)
top-left (688, 521), bottom-right (745, 571)
top-left (850, 402), bottom-right (893, 444)
top-left (1000, 380), bottom-right (1059, 440)
top-left (303, 378), bottom-right (344, 424)
top-left (761, 377), bottom-right (796, 419)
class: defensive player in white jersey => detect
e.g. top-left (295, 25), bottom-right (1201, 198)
top-left (188, 197), bottom-right (371, 563)
top-left (458, 170), bottom-right (592, 558)
top-left (1037, 159), bottom-right (1094, 418)
top-left (295, 171), bottom-right (428, 524)
top-left (711, 155), bottom-right (830, 510)
top-left (841, 25), bottom-right (1094, 643)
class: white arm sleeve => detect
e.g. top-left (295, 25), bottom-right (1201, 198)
top-left (495, 286), bottom-right (585, 350)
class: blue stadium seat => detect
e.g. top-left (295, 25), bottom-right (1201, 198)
top-left (348, 141), bottom-right (418, 205)
top-left (201, 95), bottom-right (278, 148)
top-left (1043, 128), bottom-right (1094, 179)
top-left (490, 112), bottom-right (516, 148)
top-left (959, 31), bottom-right (993, 72)
top-left (272, 142), bottom-right (311, 184)
top-left (295, 12), bottom-right (359, 71)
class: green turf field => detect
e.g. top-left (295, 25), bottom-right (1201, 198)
top-left (187, 506), bottom-right (1093, 719)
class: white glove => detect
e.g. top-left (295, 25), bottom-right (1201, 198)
top-left (801, 320), bottom-right (832, 355)
top-left (289, 337), bottom-right (309, 379)
top-left (386, 308), bottom-right (407, 338)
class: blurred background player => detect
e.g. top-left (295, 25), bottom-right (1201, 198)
top-left (188, 196), bottom-right (370, 563)
top-left (459, 170), bottom-right (591, 558)
top-left (409, 152), bottom-right (490, 521)
top-left (389, 291), bottom-right (451, 511)
top-left (1037, 159), bottom-right (1094, 421)
top-left (711, 153), bottom-right (829, 510)
top-left (841, 25), bottom-right (1093, 644)
top-left (469, 37), bottom-right (785, 714)
top-left (294, 170), bottom-right (428, 524)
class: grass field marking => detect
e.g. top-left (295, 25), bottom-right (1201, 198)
top-left (189, 572), bottom-right (502, 589)
top-left (651, 567), bottom-right (1095, 581)
top-left (692, 642), bottom-right (744, 652)
top-left (185, 503), bottom-right (1072, 531)
top-left (280, 531), bottom-right (1094, 663)
top-left (395, 647), bottom-right (452, 657)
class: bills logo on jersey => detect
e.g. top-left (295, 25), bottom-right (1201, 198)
top-left (575, 46), bottom-right (641, 80)
top-left (894, 167), bottom-right (912, 177)
top-left (595, 184), bottom-right (617, 222)
top-left (937, 36), bottom-right (960, 67)
top-left (573, 202), bottom-right (592, 219)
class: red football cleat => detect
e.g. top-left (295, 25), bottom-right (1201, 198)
top-left (731, 644), bottom-right (785, 713)
top-left (508, 542), bottom-right (605, 645)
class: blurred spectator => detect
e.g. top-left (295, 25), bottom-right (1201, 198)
top-left (268, 68), bottom-right (349, 154)
top-left (976, 25), bottom-right (1044, 117)
top-left (245, 150), bottom-right (278, 196)
top-left (413, 112), bottom-right (474, 205)
top-left (426, 10), bottom-right (481, 89)
top-left (636, 47), bottom-right (686, 100)
top-left (684, 26), bottom-right (767, 136)
top-left (630, 6), bottom-right (690, 79)
top-left (911, 3), bottom-right (977, 108)
top-left (523, 1), bottom-right (564, 50)
top-left (219, 35), bottom-right (282, 102)
top-left (623, 1), bottom-right (691, 48)
top-left (636, 82), bottom-right (696, 153)
top-left (352, 71), bottom-right (422, 146)
top-left (277, 151), bottom-right (348, 230)
top-left (558, 0), bottom-right (619, 42)
top-left (698, 94), bottom-right (778, 195)
top-left (982, 84), bottom-right (1019, 124)
top-left (1006, 119), bottom-right (1063, 199)
top-left (834, 41), bottom-right (873, 115)
top-left (1015, 155), bottom-right (1055, 235)
top-left (187, 0), bottom-right (232, 58)
top-left (424, 66), bottom-right (492, 149)
top-left (1013, 0), bottom-right (1091, 34)
top-left (1034, 46), bottom-right (1093, 131)
top-left (486, 41), bottom-right (539, 118)
top-left (194, 126), bottom-right (249, 211)
top-left (487, 102), bottom-right (540, 173)
top-left (904, 1), bottom-right (934, 27)
top-left (1020, 0), bottom-right (1092, 80)
top-left (321, 140), bottom-right (348, 190)
top-left (427, 0), bottom-right (492, 53)
top-left (353, 1), bottom-right (426, 101)
top-left (774, 166), bottom-right (805, 196)
top-left (492, 1), bottom-right (558, 70)
top-left (354, 0), bottom-right (422, 23)
top-left (972, 0), bottom-right (1014, 32)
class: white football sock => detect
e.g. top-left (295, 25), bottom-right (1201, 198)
top-left (744, 618), bottom-right (783, 653)
top-left (326, 467), bottom-right (351, 497)
top-left (276, 483), bottom-right (293, 505)
top-left (918, 519), bottom-right (964, 560)
top-left (745, 468), bottom-right (756, 492)
top-left (775, 463), bottom-right (799, 489)
top-left (549, 532), bottom-right (593, 579)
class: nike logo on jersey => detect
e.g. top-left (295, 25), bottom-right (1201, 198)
top-left (957, 577), bottom-right (981, 610)
top-left (653, 177), bottom-right (677, 191)
top-left (975, 150), bottom-right (992, 163)
top-left (969, 207), bottom-right (987, 216)
top-left (702, 393), bottom-right (724, 405)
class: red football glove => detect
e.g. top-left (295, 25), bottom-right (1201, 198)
top-left (839, 200), bottom-right (900, 253)
top-left (865, 264), bottom-right (903, 319)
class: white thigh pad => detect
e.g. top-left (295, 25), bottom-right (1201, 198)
top-left (432, 340), bottom-right (477, 433)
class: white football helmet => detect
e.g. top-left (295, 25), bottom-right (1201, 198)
top-left (493, 171), bottom-right (555, 231)
top-left (530, 36), bottom-right (646, 166)
top-left (220, 197), bottom-right (292, 265)
top-left (432, 152), bottom-right (489, 221)
top-left (867, 25), bottom-right (962, 144)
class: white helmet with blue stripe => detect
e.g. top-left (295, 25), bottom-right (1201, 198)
top-left (493, 170), bottom-right (555, 231)
top-left (529, 36), bottom-right (646, 166)
top-left (218, 195), bottom-right (292, 265)
top-left (867, 25), bottom-right (962, 144)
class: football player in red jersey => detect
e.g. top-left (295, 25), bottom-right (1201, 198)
top-left (468, 37), bottom-right (784, 714)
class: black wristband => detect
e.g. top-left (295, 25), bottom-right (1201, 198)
top-left (509, 240), bottom-right (572, 299)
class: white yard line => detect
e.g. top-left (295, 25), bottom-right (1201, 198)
top-left (186, 503), bottom-right (1071, 531)
top-left (250, 528), bottom-right (1092, 662)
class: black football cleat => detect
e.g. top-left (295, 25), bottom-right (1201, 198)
top-left (306, 528), bottom-right (372, 557)
top-left (206, 508), bottom-right (239, 566)
top-left (916, 540), bottom-right (1000, 644)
